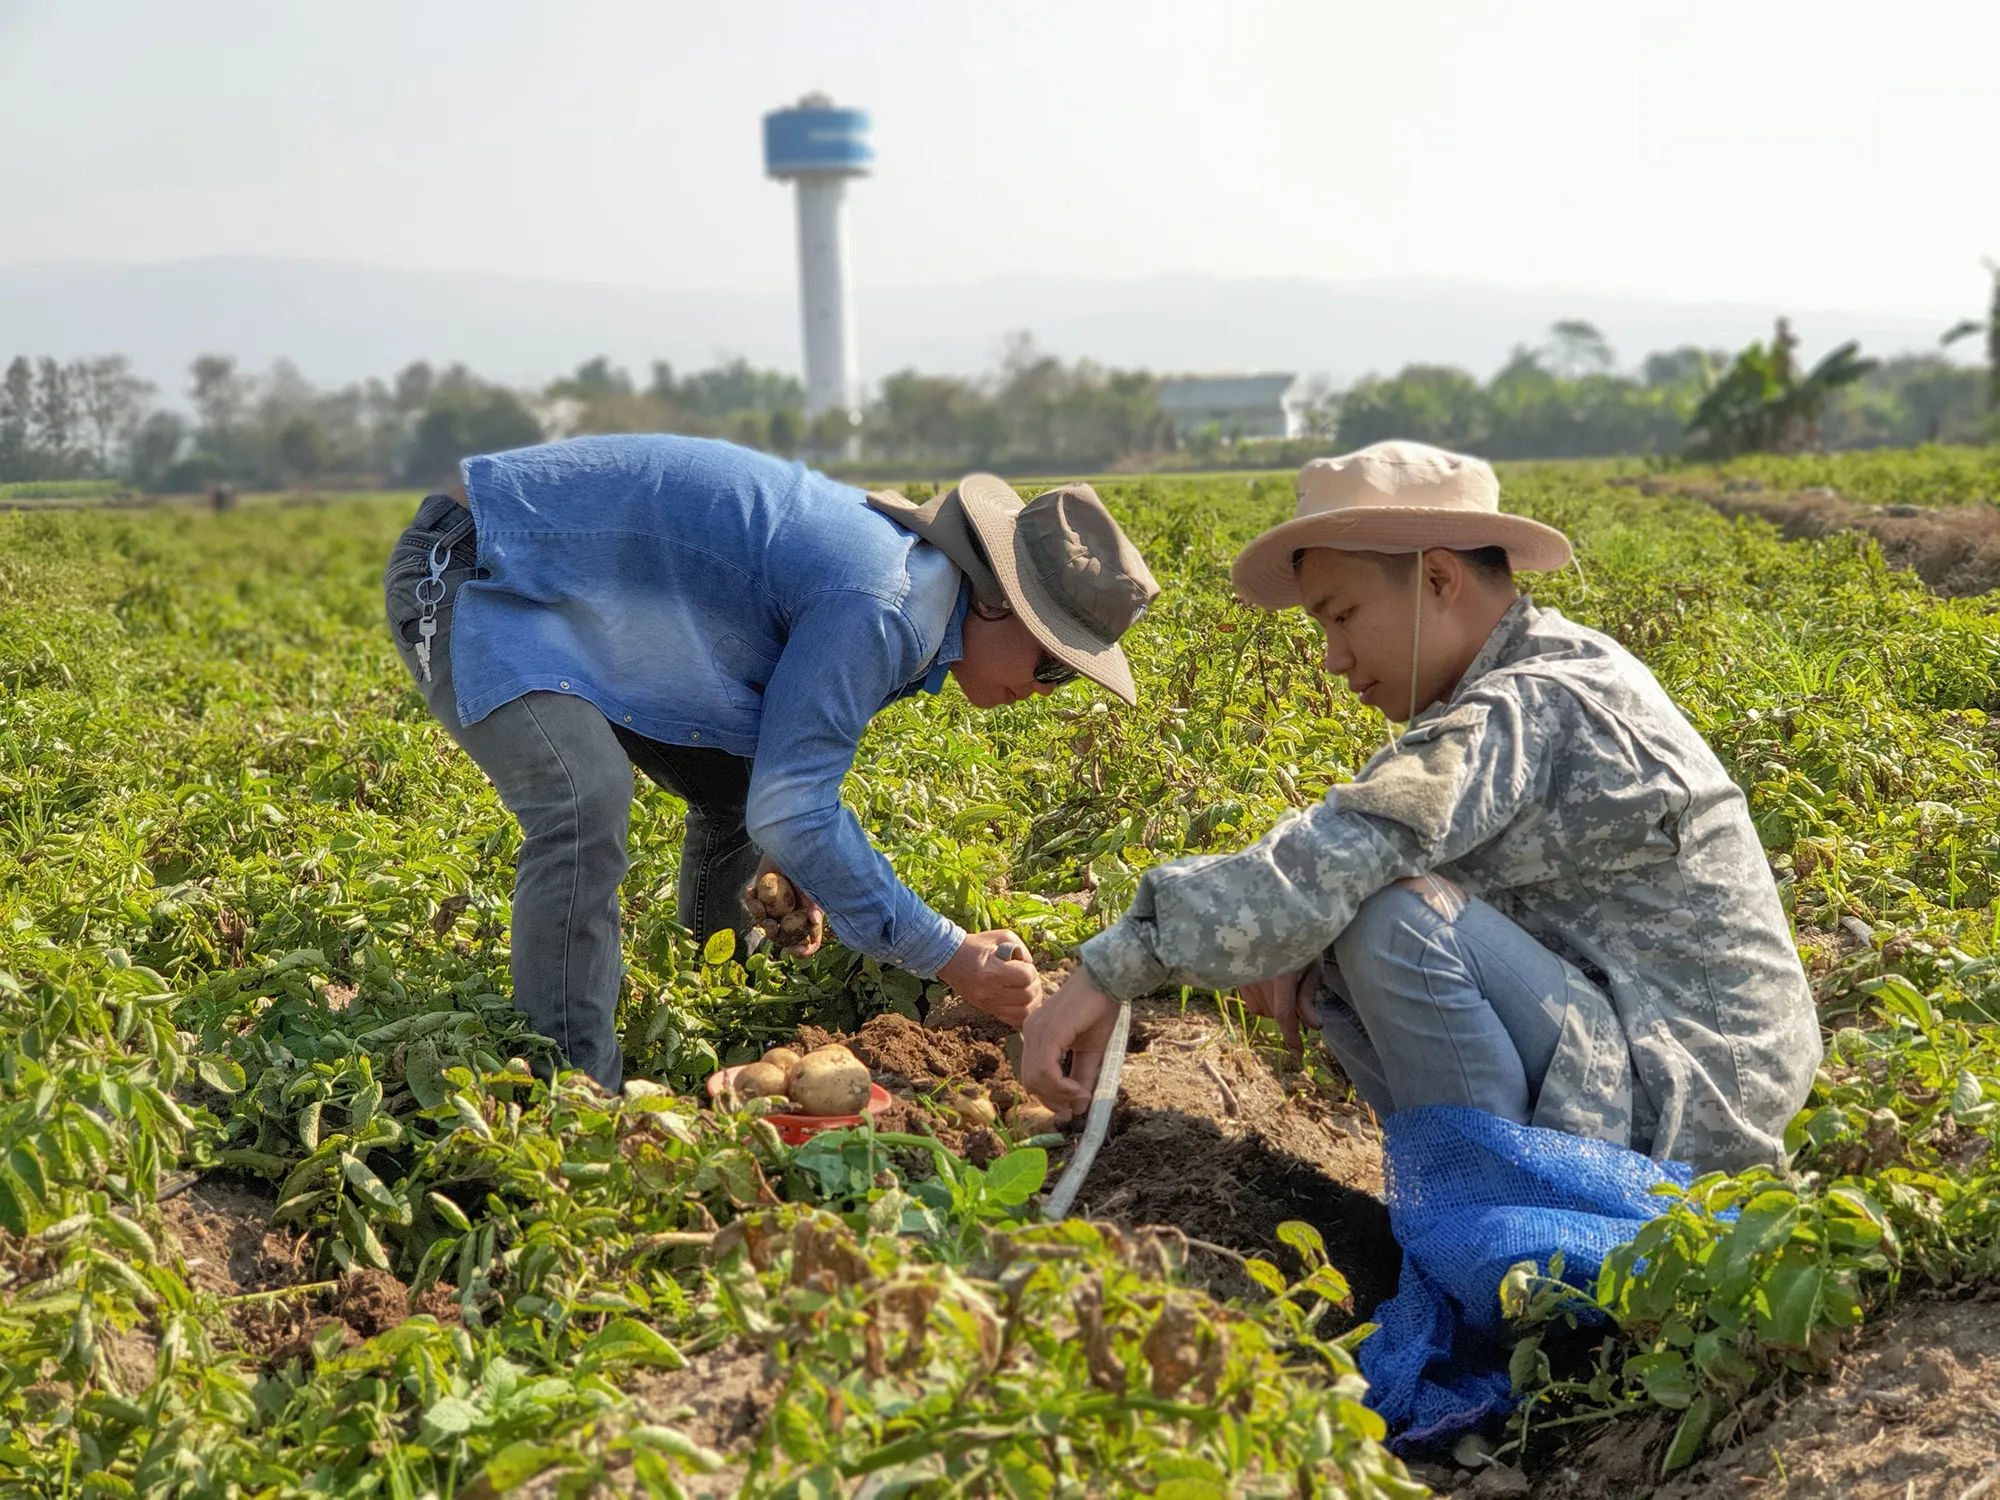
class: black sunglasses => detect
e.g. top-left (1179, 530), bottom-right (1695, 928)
top-left (1034, 653), bottom-right (1079, 686)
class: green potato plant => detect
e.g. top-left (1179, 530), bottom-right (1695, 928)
top-left (7, 454), bottom-right (2000, 1491)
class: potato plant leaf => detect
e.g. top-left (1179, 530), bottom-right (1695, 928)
top-left (195, 1056), bottom-right (245, 1094)
top-left (580, 1317), bottom-right (685, 1372)
top-left (1756, 1246), bottom-right (1825, 1350)
top-left (406, 1038), bottom-right (448, 1109)
top-left (982, 1147), bottom-right (1047, 1207)
top-left (0, 1171), bottom-right (27, 1237)
top-left (482, 1442), bottom-right (573, 1490)
top-left (1241, 1257), bottom-right (1288, 1297)
top-left (1661, 1390), bottom-right (1716, 1474)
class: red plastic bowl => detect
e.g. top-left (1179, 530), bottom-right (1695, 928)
top-left (706, 1064), bottom-right (892, 1145)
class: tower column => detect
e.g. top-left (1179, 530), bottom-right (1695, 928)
top-left (794, 175), bottom-right (858, 424)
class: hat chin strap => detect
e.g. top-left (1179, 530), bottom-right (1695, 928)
top-left (1387, 555), bottom-right (1424, 755)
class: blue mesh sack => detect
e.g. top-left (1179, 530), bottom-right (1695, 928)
top-left (1358, 1106), bottom-right (1694, 1451)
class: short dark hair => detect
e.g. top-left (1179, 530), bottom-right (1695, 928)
top-left (1292, 546), bottom-right (1514, 585)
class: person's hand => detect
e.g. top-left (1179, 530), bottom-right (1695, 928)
top-left (742, 859), bottom-right (826, 958)
top-left (1236, 959), bottom-right (1324, 1057)
top-left (1021, 968), bottom-right (1120, 1122)
top-left (937, 929), bottom-right (1041, 1025)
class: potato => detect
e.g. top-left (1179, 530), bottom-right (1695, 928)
top-left (758, 918), bottom-right (783, 941)
top-left (762, 1046), bottom-right (803, 1074)
top-left (754, 871), bottom-right (797, 916)
top-left (1010, 1101), bottom-right (1060, 1136)
top-left (794, 1041), bottom-right (855, 1066)
top-left (787, 1047), bottom-right (872, 1116)
top-left (778, 909), bottom-right (811, 942)
top-left (787, 1042), bottom-right (854, 1089)
top-left (731, 1061), bottom-right (790, 1104)
top-left (949, 1088), bottom-right (998, 1127)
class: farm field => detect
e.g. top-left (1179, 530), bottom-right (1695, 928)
top-left (6, 451), bottom-right (2000, 1496)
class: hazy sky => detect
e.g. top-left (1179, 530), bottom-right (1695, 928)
top-left (4, 0), bottom-right (1996, 319)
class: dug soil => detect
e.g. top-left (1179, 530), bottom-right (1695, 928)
top-left (1617, 475), bottom-right (2000, 598)
top-left (1073, 1005), bottom-right (1400, 1320)
top-left (806, 1000), bottom-right (1402, 1325)
top-left (160, 1178), bottom-right (457, 1364)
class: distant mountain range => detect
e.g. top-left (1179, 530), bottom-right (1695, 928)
top-left (0, 256), bottom-right (1969, 397)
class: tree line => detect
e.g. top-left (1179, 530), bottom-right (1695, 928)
top-left (3, 294), bottom-right (1995, 491)
top-left (0, 335), bottom-right (1180, 489)
top-left (1335, 318), bottom-right (1994, 462)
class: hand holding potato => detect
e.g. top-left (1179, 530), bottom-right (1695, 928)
top-left (742, 860), bottom-right (826, 956)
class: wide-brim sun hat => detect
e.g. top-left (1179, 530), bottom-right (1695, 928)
top-left (867, 475), bottom-right (1160, 705)
top-left (1231, 440), bottom-right (1573, 609)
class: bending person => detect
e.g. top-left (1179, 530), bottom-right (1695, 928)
top-left (385, 435), bottom-right (1159, 1089)
top-left (1022, 440), bottom-right (1816, 1173)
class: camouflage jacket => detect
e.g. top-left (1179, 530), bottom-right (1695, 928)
top-left (1080, 597), bottom-right (1820, 1173)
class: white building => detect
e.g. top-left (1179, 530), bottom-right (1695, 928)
top-left (1156, 373), bottom-right (1318, 441)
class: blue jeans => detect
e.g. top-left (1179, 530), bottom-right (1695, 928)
top-left (1317, 879), bottom-right (1620, 1129)
top-left (384, 496), bottom-right (764, 1089)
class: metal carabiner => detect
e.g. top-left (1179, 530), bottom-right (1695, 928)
top-left (412, 515), bottom-right (473, 686)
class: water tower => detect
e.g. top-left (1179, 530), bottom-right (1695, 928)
top-left (763, 93), bottom-right (872, 443)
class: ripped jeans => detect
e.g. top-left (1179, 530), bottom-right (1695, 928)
top-left (1317, 878), bottom-right (1632, 1137)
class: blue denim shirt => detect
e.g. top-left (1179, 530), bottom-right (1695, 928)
top-left (451, 435), bottom-right (969, 977)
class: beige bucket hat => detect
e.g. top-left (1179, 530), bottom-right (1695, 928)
top-left (867, 475), bottom-right (1159, 704)
top-left (1231, 440), bottom-right (1572, 609)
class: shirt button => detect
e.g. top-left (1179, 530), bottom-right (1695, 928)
top-left (558, 679), bottom-right (570, 690)
top-left (623, 714), bottom-right (632, 723)
top-left (690, 731), bottom-right (700, 741)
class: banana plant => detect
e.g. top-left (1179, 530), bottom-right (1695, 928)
top-left (1941, 257), bottom-right (2000, 414)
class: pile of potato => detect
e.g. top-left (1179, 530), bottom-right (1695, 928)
top-left (731, 1042), bottom-right (873, 1117)
top-left (744, 871), bottom-right (823, 951)
top-left (730, 1037), bottom-right (1064, 1137)
top-left (938, 1082), bottom-right (1058, 1137)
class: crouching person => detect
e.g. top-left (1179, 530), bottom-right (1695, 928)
top-left (1023, 441), bottom-right (1818, 1174)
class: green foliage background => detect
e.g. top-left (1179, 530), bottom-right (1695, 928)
top-left (6, 451), bottom-right (2000, 1492)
